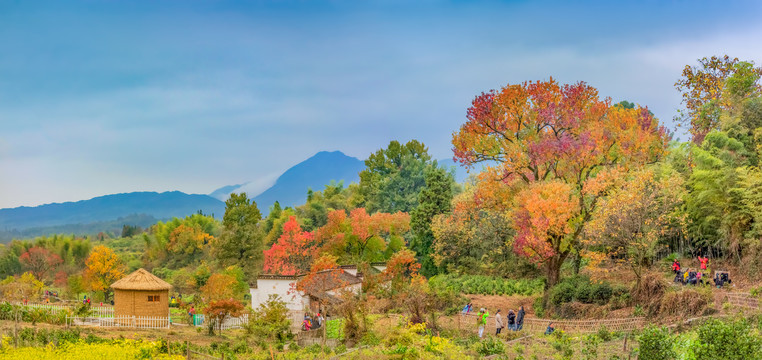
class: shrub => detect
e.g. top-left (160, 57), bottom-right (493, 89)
top-left (581, 334), bottom-right (601, 360)
top-left (659, 288), bottom-right (712, 317)
top-left (694, 318), bottom-right (762, 359)
top-left (244, 295), bottom-right (293, 348)
top-left (637, 326), bottom-right (676, 360)
top-left (549, 276), bottom-right (615, 307)
top-left (473, 336), bottom-right (505, 356)
top-left (550, 330), bottom-right (574, 360)
top-left (428, 274), bottom-right (544, 296)
top-left (532, 296), bottom-right (545, 318)
top-left (596, 325), bottom-right (612, 342)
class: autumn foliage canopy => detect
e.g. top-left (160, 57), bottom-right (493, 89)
top-left (452, 78), bottom-right (670, 287)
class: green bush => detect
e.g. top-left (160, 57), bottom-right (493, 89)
top-left (637, 326), bottom-right (676, 360)
top-left (549, 276), bottom-right (616, 307)
top-left (473, 336), bottom-right (505, 356)
top-left (532, 296), bottom-right (545, 318)
top-left (694, 318), bottom-right (762, 359)
top-left (428, 274), bottom-right (544, 296)
top-left (550, 330), bottom-right (574, 360)
top-left (581, 334), bottom-right (601, 360)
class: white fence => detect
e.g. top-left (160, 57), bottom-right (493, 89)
top-left (67, 315), bottom-right (170, 329)
top-left (194, 313), bottom-right (249, 330)
top-left (14, 302), bottom-right (114, 318)
top-left (14, 303), bottom-right (71, 313)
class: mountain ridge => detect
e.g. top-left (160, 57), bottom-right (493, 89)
top-left (0, 150), bottom-right (472, 239)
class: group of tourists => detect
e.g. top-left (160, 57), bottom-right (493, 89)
top-left (302, 310), bottom-right (325, 331)
top-left (493, 307), bottom-right (525, 335)
top-left (464, 304), bottom-right (525, 338)
top-left (672, 255), bottom-right (732, 288)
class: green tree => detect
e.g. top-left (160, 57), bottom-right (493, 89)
top-left (410, 163), bottom-right (456, 277)
top-left (359, 140), bottom-right (432, 213)
top-left (262, 201), bottom-right (282, 235)
top-left (216, 193), bottom-right (264, 278)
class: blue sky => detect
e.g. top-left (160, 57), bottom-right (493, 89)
top-left (1, 0), bottom-right (761, 208)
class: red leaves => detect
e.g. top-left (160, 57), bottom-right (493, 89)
top-left (264, 208), bottom-right (411, 274)
top-left (383, 249), bottom-right (421, 283)
top-left (513, 181), bottom-right (578, 264)
top-left (204, 299), bottom-right (245, 333)
top-left (19, 246), bottom-right (63, 280)
top-left (263, 216), bottom-right (317, 275)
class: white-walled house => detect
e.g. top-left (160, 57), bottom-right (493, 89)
top-left (250, 274), bottom-right (309, 312)
top-left (250, 268), bottom-right (367, 316)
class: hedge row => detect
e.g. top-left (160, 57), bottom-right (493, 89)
top-left (428, 274), bottom-right (544, 296)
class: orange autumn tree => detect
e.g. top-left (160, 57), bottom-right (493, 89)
top-left (317, 208), bottom-right (410, 262)
top-left (382, 249), bottom-right (421, 293)
top-left (200, 273), bottom-right (238, 303)
top-left (263, 216), bottom-right (319, 275)
top-left (452, 79), bottom-right (670, 299)
top-left (83, 245), bottom-right (126, 302)
top-left (204, 299), bottom-right (244, 335)
top-left (295, 254), bottom-right (343, 294)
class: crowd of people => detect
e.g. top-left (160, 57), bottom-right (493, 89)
top-left (301, 310), bottom-right (325, 331)
top-left (462, 303), bottom-right (525, 338)
top-left (671, 256), bottom-right (732, 288)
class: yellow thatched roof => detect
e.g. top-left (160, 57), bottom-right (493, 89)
top-left (111, 268), bottom-right (172, 291)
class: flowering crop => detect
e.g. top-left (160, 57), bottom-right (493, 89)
top-left (0, 338), bottom-right (184, 360)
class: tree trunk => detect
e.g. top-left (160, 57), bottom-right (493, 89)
top-left (542, 251), bottom-right (569, 309)
top-left (572, 251), bottom-right (582, 276)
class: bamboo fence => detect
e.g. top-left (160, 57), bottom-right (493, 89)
top-left (450, 313), bottom-right (647, 334)
top-left (726, 292), bottom-right (760, 309)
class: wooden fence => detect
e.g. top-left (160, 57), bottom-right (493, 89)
top-left (67, 315), bottom-right (170, 329)
top-left (726, 292), bottom-right (760, 309)
top-left (522, 316), bottom-right (646, 333)
top-left (448, 313), bottom-right (646, 334)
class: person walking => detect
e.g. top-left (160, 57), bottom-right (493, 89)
top-left (495, 309), bottom-right (504, 335)
top-left (516, 306), bottom-right (525, 331)
top-left (477, 308), bottom-right (489, 338)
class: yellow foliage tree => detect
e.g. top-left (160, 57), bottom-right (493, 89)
top-left (200, 273), bottom-right (237, 303)
top-left (0, 272), bottom-right (44, 301)
top-left (83, 245), bottom-right (126, 301)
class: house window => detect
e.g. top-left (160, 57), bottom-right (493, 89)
top-left (148, 295), bottom-right (160, 302)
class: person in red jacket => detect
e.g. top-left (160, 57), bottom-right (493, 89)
top-left (698, 255), bottom-right (709, 271)
top-left (672, 259), bottom-right (681, 274)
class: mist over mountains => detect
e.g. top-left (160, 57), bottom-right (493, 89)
top-left (0, 151), bottom-right (469, 241)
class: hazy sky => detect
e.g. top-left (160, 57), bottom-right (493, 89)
top-left (1, 0), bottom-right (761, 208)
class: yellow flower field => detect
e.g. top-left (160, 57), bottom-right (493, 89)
top-left (0, 338), bottom-right (184, 360)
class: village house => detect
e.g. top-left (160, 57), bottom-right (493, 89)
top-left (249, 263), bottom-right (386, 318)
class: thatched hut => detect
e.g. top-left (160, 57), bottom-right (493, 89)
top-left (111, 268), bottom-right (171, 319)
